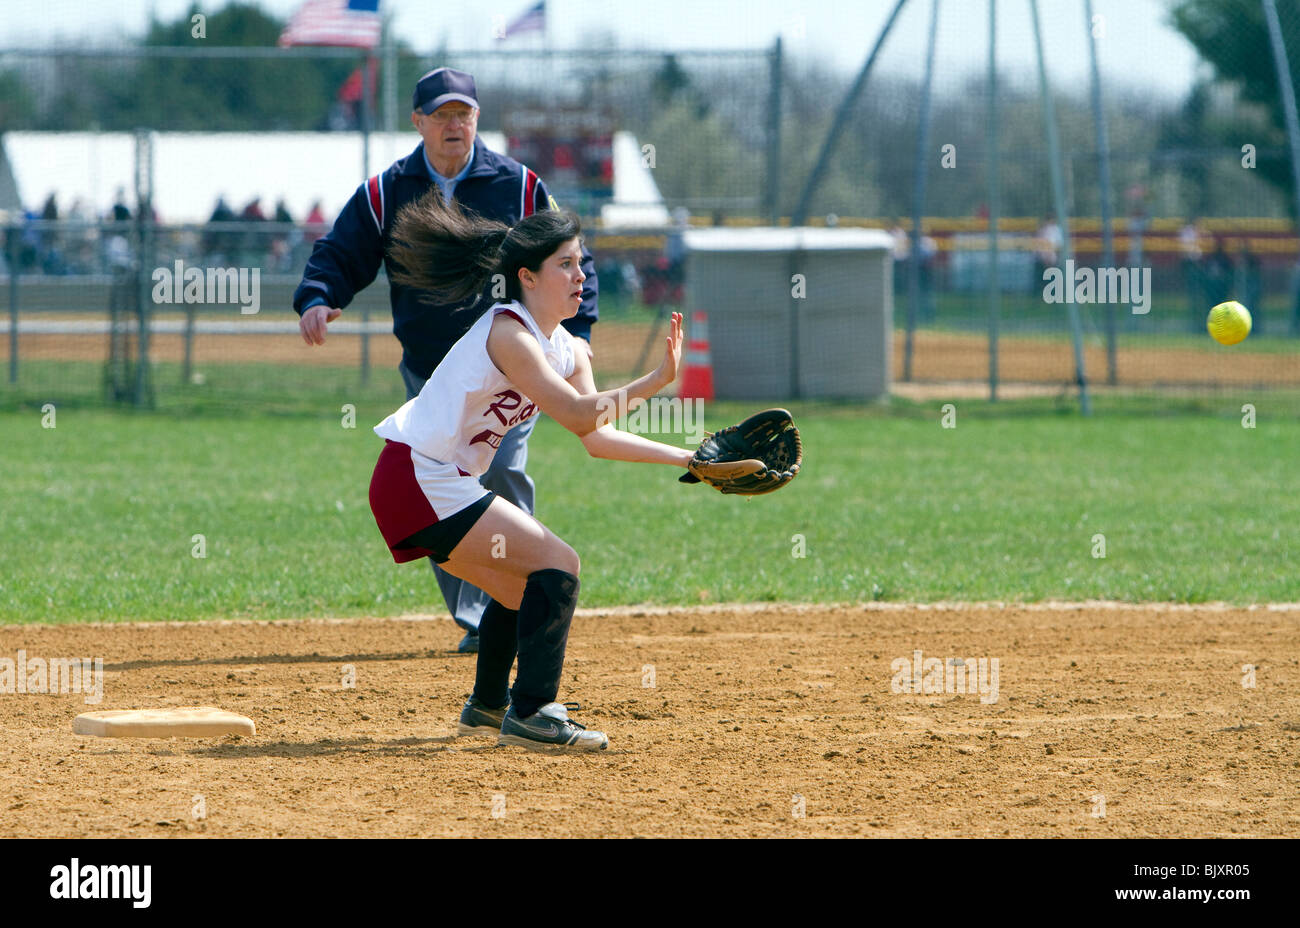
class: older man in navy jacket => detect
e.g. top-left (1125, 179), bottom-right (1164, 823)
top-left (294, 68), bottom-right (599, 653)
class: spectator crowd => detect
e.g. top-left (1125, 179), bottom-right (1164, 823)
top-left (1, 192), bottom-right (332, 277)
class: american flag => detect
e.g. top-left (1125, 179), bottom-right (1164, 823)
top-left (499, 1), bottom-right (546, 41)
top-left (279, 0), bottom-right (382, 49)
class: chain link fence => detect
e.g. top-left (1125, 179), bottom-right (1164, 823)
top-left (2, 0), bottom-right (1300, 413)
top-left (0, 42), bottom-right (778, 411)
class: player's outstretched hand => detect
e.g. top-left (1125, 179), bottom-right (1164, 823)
top-left (300, 305), bottom-right (342, 346)
top-left (654, 311), bottom-right (684, 387)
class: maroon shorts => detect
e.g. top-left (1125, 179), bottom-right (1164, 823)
top-left (368, 440), bottom-right (492, 564)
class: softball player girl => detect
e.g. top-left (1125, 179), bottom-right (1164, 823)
top-left (368, 191), bottom-right (690, 753)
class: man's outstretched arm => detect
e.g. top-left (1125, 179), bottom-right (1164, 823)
top-left (293, 179), bottom-right (387, 345)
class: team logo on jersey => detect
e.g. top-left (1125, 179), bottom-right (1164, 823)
top-left (483, 390), bottom-right (538, 428)
top-left (469, 429), bottom-right (504, 450)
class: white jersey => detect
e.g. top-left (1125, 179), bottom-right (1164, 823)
top-left (374, 301), bottom-right (576, 476)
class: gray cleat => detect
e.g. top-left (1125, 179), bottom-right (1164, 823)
top-left (456, 697), bottom-right (509, 738)
top-left (498, 702), bottom-right (609, 753)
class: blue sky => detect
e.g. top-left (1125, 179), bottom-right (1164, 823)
top-left (3, 0), bottom-right (1203, 99)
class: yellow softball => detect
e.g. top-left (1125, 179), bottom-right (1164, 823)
top-left (1207, 301), bottom-right (1252, 346)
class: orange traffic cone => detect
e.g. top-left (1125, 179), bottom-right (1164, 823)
top-left (679, 310), bottom-right (715, 401)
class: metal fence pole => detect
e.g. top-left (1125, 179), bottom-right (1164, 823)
top-left (765, 36), bottom-right (783, 225)
top-left (987, 0), bottom-right (1000, 402)
top-left (361, 55), bottom-right (372, 183)
top-left (791, 0), bottom-right (909, 226)
top-left (1085, 0), bottom-right (1117, 385)
top-left (1262, 0), bottom-right (1300, 333)
top-left (382, 15), bottom-right (396, 133)
top-left (182, 302), bottom-right (195, 386)
top-left (360, 54), bottom-right (374, 388)
top-left (905, 0), bottom-right (940, 383)
top-left (1030, 0), bottom-right (1090, 415)
top-left (361, 303), bottom-right (371, 386)
top-left (787, 249), bottom-right (804, 399)
top-left (7, 225), bottom-right (17, 385)
top-left (133, 129), bottom-right (155, 409)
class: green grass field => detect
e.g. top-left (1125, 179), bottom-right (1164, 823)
top-left (3, 397), bottom-right (1298, 623)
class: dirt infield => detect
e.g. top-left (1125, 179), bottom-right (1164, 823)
top-left (1, 604), bottom-right (1295, 838)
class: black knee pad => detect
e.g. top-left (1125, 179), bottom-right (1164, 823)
top-left (517, 569), bottom-right (580, 641)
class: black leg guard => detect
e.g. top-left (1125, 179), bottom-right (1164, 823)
top-left (510, 569), bottom-right (580, 719)
top-left (471, 599), bottom-right (518, 709)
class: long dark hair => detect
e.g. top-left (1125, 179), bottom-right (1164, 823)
top-left (388, 187), bottom-right (581, 307)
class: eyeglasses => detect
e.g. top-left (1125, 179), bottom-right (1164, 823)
top-left (427, 107), bottom-right (477, 126)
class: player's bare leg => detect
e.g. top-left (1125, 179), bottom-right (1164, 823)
top-left (440, 496), bottom-right (574, 606)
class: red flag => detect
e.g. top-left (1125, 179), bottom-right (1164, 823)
top-left (338, 59), bottom-right (378, 103)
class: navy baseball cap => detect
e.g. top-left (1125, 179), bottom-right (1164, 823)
top-left (412, 68), bottom-right (478, 114)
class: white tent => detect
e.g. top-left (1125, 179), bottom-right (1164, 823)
top-left (1, 130), bottom-right (503, 223)
top-left (1, 129), bottom-right (667, 226)
top-left (599, 131), bottom-right (670, 229)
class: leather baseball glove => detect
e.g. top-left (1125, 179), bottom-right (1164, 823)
top-left (679, 408), bottom-right (802, 495)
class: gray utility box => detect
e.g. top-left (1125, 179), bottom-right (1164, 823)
top-left (682, 227), bottom-right (893, 401)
